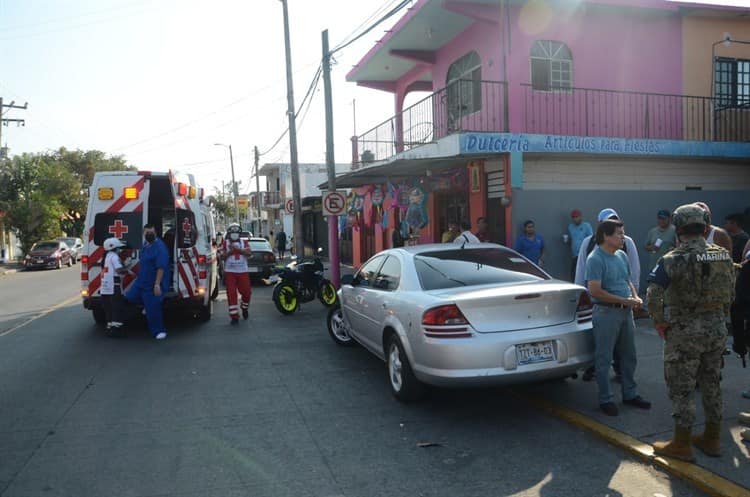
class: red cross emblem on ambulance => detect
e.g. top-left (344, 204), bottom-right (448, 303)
top-left (182, 217), bottom-right (192, 238)
top-left (108, 220), bottom-right (129, 238)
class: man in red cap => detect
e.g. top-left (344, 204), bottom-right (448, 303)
top-left (567, 209), bottom-right (593, 281)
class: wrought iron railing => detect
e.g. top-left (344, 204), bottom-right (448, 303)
top-left (521, 84), bottom-right (750, 142)
top-left (353, 81), bottom-right (749, 165)
top-left (356, 80), bottom-right (509, 163)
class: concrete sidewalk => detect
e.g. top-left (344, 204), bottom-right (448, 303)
top-left (515, 319), bottom-right (750, 495)
top-left (0, 262), bottom-right (23, 276)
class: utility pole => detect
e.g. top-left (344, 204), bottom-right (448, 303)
top-left (280, 0), bottom-right (304, 259)
top-left (254, 146), bottom-right (261, 235)
top-left (0, 98), bottom-right (28, 159)
top-left (322, 29), bottom-right (340, 287)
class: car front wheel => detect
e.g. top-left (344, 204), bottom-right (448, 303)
top-left (327, 305), bottom-right (354, 346)
top-left (386, 334), bottom-right (424, 402)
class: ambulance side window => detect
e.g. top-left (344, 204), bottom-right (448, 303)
top-left (176, 210), bottom-right (197, 248)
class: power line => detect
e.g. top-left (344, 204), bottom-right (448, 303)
top-left (258, 65), bottom-right (322, 156)
top-left (333, 0), bottom-right (402, 50)
top-left (331, 0), bottom-right (413, 55)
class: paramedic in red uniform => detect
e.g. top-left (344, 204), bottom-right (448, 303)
top-left (221, 223), bottom-right (252, 325)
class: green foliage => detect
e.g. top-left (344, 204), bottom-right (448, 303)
top-left (0, 148), bottom-right (134, 254)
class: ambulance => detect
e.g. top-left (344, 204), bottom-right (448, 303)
top-left (81, 170), bottom-right (219, 326)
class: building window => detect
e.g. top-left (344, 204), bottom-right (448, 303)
top-left (530, 40), bottom-right (572, 91)
top-left (446, 51), bottom-right (482, 126)
top-left (714, 57), bottom-right (750, 109)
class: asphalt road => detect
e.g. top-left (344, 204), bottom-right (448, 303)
top-left (0, 271), bottom-right (708, 497)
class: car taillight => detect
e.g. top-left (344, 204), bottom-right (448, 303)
top-left (197, 255), bottom-right (206, 265)
top-left (422, 304), bottom-right (471, 338)
top-left (81, 256), bottom-right (88, 264)
top-left (576, 291), bottom-right (593, 324)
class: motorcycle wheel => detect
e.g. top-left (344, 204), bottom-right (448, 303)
top-left (273, 282), bottom-right (298, 315)
top-left (318, 281), bottom-right (338, 307)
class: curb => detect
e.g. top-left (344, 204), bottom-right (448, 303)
top-left (511, 389), bottom-right (750, 497)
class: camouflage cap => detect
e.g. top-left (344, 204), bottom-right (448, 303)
top-left (673, 203), bottom-right (709, 228)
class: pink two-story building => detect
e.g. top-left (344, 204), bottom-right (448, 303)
top-left (331, 0), bottom-right (750, 285)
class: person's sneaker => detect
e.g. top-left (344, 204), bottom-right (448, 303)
top-left (600, 402), bottom-right (619, 416)
top-left (623, 396), bottom-right (651, 409)
top-left (242, 308), bottom-right (249, 320)
top-left (230, 318), bottom-right (239, 326)
top-left (739, 412), bottom-right (750, 426)
top-left (155, 332), bottom-right (167, 340)
top-left (741, 428), bottom-right (750, 442)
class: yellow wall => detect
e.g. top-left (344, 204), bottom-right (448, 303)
top-left (683, 17), bottom-right (750, 98)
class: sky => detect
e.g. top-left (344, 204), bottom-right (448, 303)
top-left (1, 0), bottom-right (749, 196)
top-left (0, 0), bottom-right (404, 195)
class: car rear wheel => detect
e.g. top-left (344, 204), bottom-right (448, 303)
top-left (386, 334), bottom-right (424, 402)
top-left (272, 282), bottom-right (298, 315)
top-left (327, 305), bottom-right (354, 346)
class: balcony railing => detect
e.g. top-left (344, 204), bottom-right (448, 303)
top-left (353, 81), bottom-right (749, 164)
top-left (250, 191), bottom-right (282, 209)
top-left (357, 80), bottom-right (509, 163)
top-left (521, 84), bottom-right (750, 142)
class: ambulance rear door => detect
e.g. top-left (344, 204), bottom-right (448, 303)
top-left (170, 170), bottom-right (204, 302)
top-left (84, 173), bottom-right (150, 299)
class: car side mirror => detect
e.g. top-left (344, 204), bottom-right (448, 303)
top-left (341, 274), bottom-right (354, 286)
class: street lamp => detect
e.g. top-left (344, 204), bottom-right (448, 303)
top-left (214, 143), bottom-right (240, 223)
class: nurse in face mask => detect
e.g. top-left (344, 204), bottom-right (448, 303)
top-left (124, 223), bottom-right (171, 340)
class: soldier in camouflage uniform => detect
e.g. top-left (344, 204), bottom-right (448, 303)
top-left (647, 203), bottom-right (735, 462)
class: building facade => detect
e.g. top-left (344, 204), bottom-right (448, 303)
top-left (258, 162), bottom-right (352, 258)
top-left (335, 0), bottom-right (750, 287)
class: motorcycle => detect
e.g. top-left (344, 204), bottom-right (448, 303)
top-left (271, 248), bottom-right (338, 315)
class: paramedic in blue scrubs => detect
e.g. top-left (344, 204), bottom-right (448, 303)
top-left (125, 223), bottom-right (171, 340)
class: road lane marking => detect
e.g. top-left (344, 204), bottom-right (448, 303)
top-left (0, 295), bottom-right (80, 337)
top-left (510, 389), bottom-right (750, 497)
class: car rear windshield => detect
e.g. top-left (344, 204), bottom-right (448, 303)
top-left (249, 240), bottom-right (272, 251)
top-left (34, 243), bottom-right (59, 251)
top-left (414, 248), bottom-right (548, 290)
top-left (59, 238), bottom-right (77, 246)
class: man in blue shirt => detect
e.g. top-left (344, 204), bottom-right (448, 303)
top-left (586, 219), bottom-right (650, 416)
top-left (514, 220), bottom-right (544, 266)
top-left (568, 209), bottom-right (593, 281)
top-left (125, 223), bottom-right (171, 340)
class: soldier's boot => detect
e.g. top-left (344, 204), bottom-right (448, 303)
top-left (653, 425), bottom-right (695, 462)
top-left (692, 422), bottom-right (721, 457)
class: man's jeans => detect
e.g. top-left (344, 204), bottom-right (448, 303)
top-left (592, 306), bottom-right (639, 405)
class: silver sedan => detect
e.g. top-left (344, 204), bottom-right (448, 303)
top-left (326, 243), bottom-right (594, 401)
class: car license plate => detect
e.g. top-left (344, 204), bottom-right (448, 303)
top-left (516, 341), bottom-right (556, 365)
top-left (36, 258), bottom-right (45, 263)
top-left (247, 267), bottom-right (259, 273)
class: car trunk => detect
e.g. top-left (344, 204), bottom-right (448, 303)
top-left (429, 282), bottom-right (583, 333)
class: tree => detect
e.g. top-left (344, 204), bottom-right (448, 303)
top-left (0, 149), bottom-right (134, 255)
